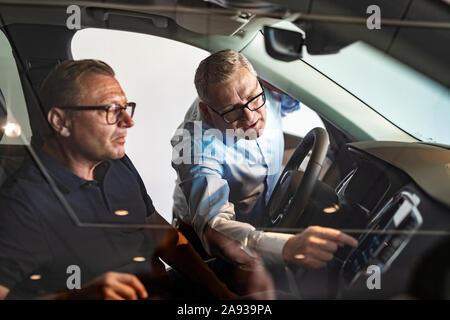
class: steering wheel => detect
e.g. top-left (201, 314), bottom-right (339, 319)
top-left (267, 127), bottom-right (329, 228)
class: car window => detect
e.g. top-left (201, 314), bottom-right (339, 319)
top-left (71, 28), bottom-right (209, 222)
top-left (302, 41), bottom-right (450, 145)
top-left (0, 29), bottom-right (32, 146)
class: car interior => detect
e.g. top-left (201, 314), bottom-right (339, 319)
top-left (0, 0), bottom-right (449, 300)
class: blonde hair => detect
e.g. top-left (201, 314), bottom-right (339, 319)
top-left (194, 49), bottom-right (256, 103)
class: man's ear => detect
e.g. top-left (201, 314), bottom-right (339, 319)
top-left (199, 102), bottom-right (212, 121)
top-left (47, 108), bottom-right (71, 137)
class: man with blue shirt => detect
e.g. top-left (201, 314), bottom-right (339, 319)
top-left (172, 49), bottom-right (358, 269)
top-left (0, 59), bottom-right (264, 300)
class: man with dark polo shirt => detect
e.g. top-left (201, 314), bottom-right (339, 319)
top-left (0, 59), bottom-right (273, 300)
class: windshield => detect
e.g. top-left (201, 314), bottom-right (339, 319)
top-left (301, 41), bottom-right (450, 145)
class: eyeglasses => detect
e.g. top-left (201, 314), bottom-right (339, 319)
top-left (58, 102), bottom-right (136, 125)
top-left (207, 83), bottom-right (266, 124)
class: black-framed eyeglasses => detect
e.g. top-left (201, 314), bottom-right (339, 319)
top-left (207, 82), bottom-right (266, 124)
top-left (58, 102), bottom-right (136, 125)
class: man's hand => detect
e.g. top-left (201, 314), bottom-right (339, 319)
top-left (282, 226), bottom-right (358, 269)
top-left (63, 272), bottom-right (149, 300)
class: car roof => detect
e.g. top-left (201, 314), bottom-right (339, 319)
top-left (0, 0), bottom-right (448, 87)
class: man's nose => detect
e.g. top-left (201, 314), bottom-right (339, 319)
top-left (242, 107), bottom-right (255, 122)
top-left (118, 110), bottom-right (134, 128)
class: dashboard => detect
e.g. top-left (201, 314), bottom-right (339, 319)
top-left (339, 142), bottom-right (449, 298)
top-left (296, 141), bottom-right (450, 299)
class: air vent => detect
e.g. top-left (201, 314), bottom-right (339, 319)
top-left (335, 168), bottom-right (356, 195)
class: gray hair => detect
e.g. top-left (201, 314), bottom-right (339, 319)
top-left (194, 49), bottom-right (256, 103)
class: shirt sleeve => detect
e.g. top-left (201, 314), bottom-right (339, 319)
top-left (175, 158), bottom-right (230, 253)
top-left (209, 214), bottom-right (292, 265)
top-left (270, 91), bottom-right (301, 117)
top-left (175, 159), bottom-right (290, 265)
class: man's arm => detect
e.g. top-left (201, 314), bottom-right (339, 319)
top-left (172, 133), bottom-right (357, 268)
top-left (207, 217), bottom-right (358, 269)
top-left (146, 211), bottom-right (237, 299)
top-left (174, 161), bottom-right (290, 264)
top-left (176, 168), bottom-right (358, 267)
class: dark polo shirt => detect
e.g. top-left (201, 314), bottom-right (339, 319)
top-left (0, 148), bottom-right (156, 298)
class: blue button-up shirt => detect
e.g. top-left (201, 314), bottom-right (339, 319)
top-left (172, 89), bottom-right (300, 263)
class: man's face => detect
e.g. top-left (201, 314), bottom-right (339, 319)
top-left (204, 68), bottom-right (267, 139)
top-left (67, 73), bottom-right (134, 161)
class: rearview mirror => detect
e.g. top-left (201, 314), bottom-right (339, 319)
top-left (263, 26), bottom-right (304, 62)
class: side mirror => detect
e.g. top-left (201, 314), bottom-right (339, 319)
top-left (263, 26), bottom-right (304, 62)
